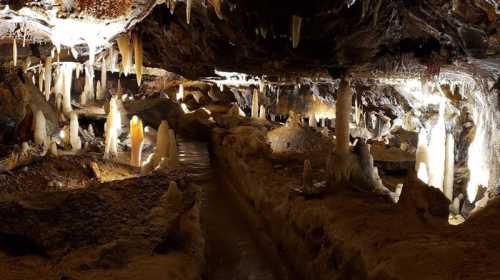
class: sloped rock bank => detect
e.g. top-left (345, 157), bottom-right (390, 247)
top-left (211, 125), bottom-right (500, 280)
top-left (0, 159), bottom-right (204, 280)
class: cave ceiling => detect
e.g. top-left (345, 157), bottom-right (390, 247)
top-left (0, 0), bottom-right (499, 79)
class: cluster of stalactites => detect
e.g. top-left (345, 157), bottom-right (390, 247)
top-left (291, 15), bottom-right (302, 48)
top-left (116, 32), bottom-right (143, 86)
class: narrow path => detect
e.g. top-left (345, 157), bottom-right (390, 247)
top-left (178, 138), bottom-right (297, 280)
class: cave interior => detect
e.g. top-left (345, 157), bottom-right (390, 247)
top-left (0, 0), bottom-right (499, 279)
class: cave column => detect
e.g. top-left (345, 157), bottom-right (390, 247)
top-left (335, 79), bottom-right (352, 155)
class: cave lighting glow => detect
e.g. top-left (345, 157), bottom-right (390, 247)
top-left (466, 107), bottom-right (490, 202)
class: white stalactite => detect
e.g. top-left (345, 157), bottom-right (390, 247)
top-left (101, 56), bottom-right (107, 92)
top-left (62, 63), bottom-right (74, 115)
top-left (130, 116), bottom-right (144, 167)
top-left (104, 97), bottom-right (122, 158)
top-left (251, 89), bottom-right (259, 118)
top-left (186, 0), bottom-right (192, 24)
top-left (427, 101), bottom-right (446, 191)
top-left (443, 133), bottom-right (455, 201)
top-left (292, 15), bottom-right (302, 48)
top-left (75, 63), bottom-right (81, 79)
top-left (12, 39), bottom-right (17, 67)
top-left (70, 112), bottom-right (82, 152)
top-left (44, 57), bottom-right (52, 101)
top-left (177, 84), bottom-right (184, 101)
top-left (335, 80), bottom-right (352, 155)
top-left (133, 33), bottom-right (143, 86)
top-left (34, 110), bottom-right (47, 146)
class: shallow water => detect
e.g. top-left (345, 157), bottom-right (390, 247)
top-left (178, 138), bottom-right (296, 280)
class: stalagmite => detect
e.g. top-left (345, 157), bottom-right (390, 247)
top-left (116, 35), bottom-right (131, 77)
top-left (259, 105), bottom-right (266, 120)
top-left (186, 0), bottom-right (192, 24)
top-left (415, 129), bottom-right (430, 183)
top-left (443, 133), bottom-right (455, 201)
top-left (12, 39), bottom-right (17, 67)
top-left (130, 116), bottom-right (144, 167)
top-left (44, 57), bottom-right (52, 101)
top-left (335, 79), bottom-right (352, 155)
top-left (96, 80), bottom-right (103, 100)
top-left (34, 110), bottom-right (47, 146)
top-left (309, 114), bottom-right (317, 128)
top-left (70, 112), bottom-right (82, 152)
top-left (50, 140), bottom-right (58, 156)
top-left (101, 56), bottom-right (107, 92)
top-left (177, 84), bottom-right (184, 101)
top-left (75, 63), bottom-right (81, 79)
top-left (427, 101), bottom-right (446, 191)
top-left (143, 120), bottom-right (170, 172)
top-left (292, 15), bottom-right (302, 48)
top-left (104, 97), bottom-right (122, 158)
top-left (167, 129), bottom-right (179, 168)
top-left (62, 63), bottom-right (74, 115)
top-left (251, 89), bottom-right (259, 118)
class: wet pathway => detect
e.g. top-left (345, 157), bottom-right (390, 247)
top-left (178, 138), bottom-right (296, 280)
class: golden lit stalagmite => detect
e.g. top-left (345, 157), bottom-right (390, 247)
top-left (133, 32), bottom-right (143, 86)
top-left (335, 79), bottom-right (352, 155)
top-left (130, 116), bottom-right (144, 167)
top-left (143, 120), bottom-right (170, 172)
top-left (259, 105), bottom-right (266, 120)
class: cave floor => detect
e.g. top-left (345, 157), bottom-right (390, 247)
top-left (178, 137), bottom-right (297, 280)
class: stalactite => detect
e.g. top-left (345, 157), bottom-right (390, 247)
top-left (104, 97), bottom-right (122, 158)
top-left (309, 113), bottom-right (317, 128)
top-left (443, 133), bottom-right (455, 201)
top-left (259, 105), bottom-right (266, 120)
top-left (251, 89), bottom-right (259, 118)
top-left (38, 69), bottom-right (44, 93)
top-left (75, 63), bottom-right (81, 79)
top-left (116, 34), bottom-right (131, 77)
top-left (428, 101), bottom-right (446, 191)
top-left (62, 63), bottom-right (74, 115)
top-left (177, 84), bottom-right (184, 101)
top-left (70, 112), bottom-right (82, 152)
top-left (133, 32), bottom-right (143, 86)
top-left (209, 0), bottom-right (223, 19)
top-left (84, 64), bottom-right (94, 102)
top-left (44, 57), bottom-right (52, 101)
top-left (335, 79), bottom-right (352, 155)
top-left (12, 38), bottom-right (17, 67)
top-left (101, 56), bottom-right (107, 92)
top-left (291, 15), bottom-right (302, 49)
top-left (34, 110), bottom-right (47, 146)
top-left (186, 0), bottom-right (192, 24)
top-left (169, 0), bottom-right (177, 14)
top-left (130, 116), bottom-right (144, 167)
